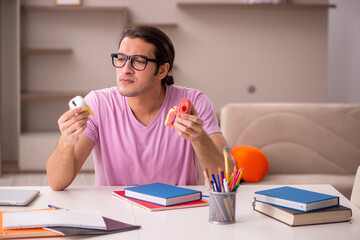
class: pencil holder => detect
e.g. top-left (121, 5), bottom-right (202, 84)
top-left (208, 190), bottom-right (236, 225)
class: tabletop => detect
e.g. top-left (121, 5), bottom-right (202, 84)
top-left (1, 184), bottom-right (359, 240)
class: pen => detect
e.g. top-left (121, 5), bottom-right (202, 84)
top-left (221, 170), bottom-right (225, 189)
top-left (223, 178), bottom-right (229, 193)
top-left (212, 174), bottom-right (219, 192)
top-left (211, 180), bottom-right (218, 192)
top-left (48, 204), bottom-right (65, 210)
top-left (223, 178), bottom-right (235, 219)
top-left (216, 173), bottom-right (222, 192)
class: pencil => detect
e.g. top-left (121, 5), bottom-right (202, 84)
top-left (236, 168), bottom-right (244, 185)
top-left (232, 183), bottom-right (240, 192)
top-left (231, 169), bottom-right (241, 191)
top-left (223, 147), bottom-right (231, 182)
top-left (223, 198), bottom-right (233, 222)
top-left (212, 193), bottom-right (226, 221)
top-left (229, 166), bottom-right (238, 188)
top-left (218, 168), bottom-right (223, 192)
top-left (203, 168), bottom-right (213, 191)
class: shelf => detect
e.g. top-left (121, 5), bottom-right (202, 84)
top-left (127, 23), bottom-right (178, 28)
top-left (21, 92), bottom-right (87, 100)
top-left (21, 6), bottom-right (128, 12)
top-left (177, 3), bottom-right (336, 9)
top-left (21, 48), bottom-right (73, 55)
top-left (21, 5), bottom-right (129, 28)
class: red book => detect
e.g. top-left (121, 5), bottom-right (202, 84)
top-left (112, 191), bottom-right (208, 212)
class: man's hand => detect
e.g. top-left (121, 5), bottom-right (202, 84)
top-left (173, 104), bottom-right (205, 142)
top-left (58, 107), bottom-right (90, 146)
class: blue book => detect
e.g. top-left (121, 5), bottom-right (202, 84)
top-left (124, 183), bottom-right (202, 206)
top-left (254, 186), bottom-right (339, 212)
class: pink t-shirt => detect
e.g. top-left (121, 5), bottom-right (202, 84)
top-left (83, 85), bottom-right (221, 186)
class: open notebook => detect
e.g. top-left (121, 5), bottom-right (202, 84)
top-left (0, 208), bottom-right (140, 239)
top-left (2, 209), bottom-right (106, 230)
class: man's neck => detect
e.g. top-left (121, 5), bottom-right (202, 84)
top-left (127, 85), bottom-right (166, 126)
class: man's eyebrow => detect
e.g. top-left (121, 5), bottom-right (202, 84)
top-left (118, 53), bottom-right (150, 58)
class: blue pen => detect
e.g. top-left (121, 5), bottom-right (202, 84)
top-left (216, 174), bottom-right (222, 192)
top-left (48, 204), bottom-right (68, 210)
top-left (48, 204), bottom-right (62, 209)
top-left (211, 174), bottom-right (219, 192)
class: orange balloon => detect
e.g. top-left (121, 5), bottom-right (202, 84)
top-left (231, 145), bottom-right (269, 183)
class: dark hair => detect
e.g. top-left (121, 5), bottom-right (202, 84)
top-left (118, 26), bottom-right (175, 86)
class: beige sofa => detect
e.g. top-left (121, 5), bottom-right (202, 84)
top-left (220, 103), bottom-right (360, 199)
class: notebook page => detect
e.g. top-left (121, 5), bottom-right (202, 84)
top-left (3, 209), bottom-right (106, 230)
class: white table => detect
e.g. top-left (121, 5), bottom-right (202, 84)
top-left (1, 184), bottom-right (359, 240)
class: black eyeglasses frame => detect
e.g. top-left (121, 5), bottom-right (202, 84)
top-left (111, 53), bottom-right (159, 71)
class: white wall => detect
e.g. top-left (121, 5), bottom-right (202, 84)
top-left (1, 0), bottom-right (336, 165)
top-left (19, 0), bottom-right (330, 113)
top-left (328, 0), bottom-right (360, 103)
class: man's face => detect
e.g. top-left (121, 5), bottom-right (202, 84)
top-left (116, 37), bottom-right (160, 97)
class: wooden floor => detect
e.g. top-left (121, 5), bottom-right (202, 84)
top-left (0, 172), bottom-right (95, 186)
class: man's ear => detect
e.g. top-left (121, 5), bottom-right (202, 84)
top-left (156, 62), bottom-right (170, 80)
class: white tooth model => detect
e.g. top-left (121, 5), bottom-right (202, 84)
top-left (69, 96), bottom-right (94, 116)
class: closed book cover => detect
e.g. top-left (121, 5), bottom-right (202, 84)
top-left (113, 190), bottom-right (208, 211)
top-left (123, 183), bottom-right (202, 206)
top-left (254, 186), bottom-right (339, 212)
top-left (253, 201), bottom-right (352, 226)
top-left (46, 216), bottom-right (141, 236)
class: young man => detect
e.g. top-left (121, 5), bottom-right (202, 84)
top-left (46, 26), bottom-right (228, 190)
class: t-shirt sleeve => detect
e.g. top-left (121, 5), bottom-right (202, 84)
top-left (193, 92), bottom-right (221, 135)
top-left (82, 91), bottom-right (99, 143)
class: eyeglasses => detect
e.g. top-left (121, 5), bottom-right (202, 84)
top-left (111, 53), bottom-right (159, 71)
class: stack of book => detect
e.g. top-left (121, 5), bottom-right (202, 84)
top-left (113, 183), bottom-right (208, 212)
top-left (253, 186), bottom-right (352, 226)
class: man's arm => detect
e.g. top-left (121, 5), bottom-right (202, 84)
top-left (174, 107), bottom-right (234, 175)
top-left (46, 108), bottom-right (94, 191)
top-left (192, 132), bottom-right (232, 175)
